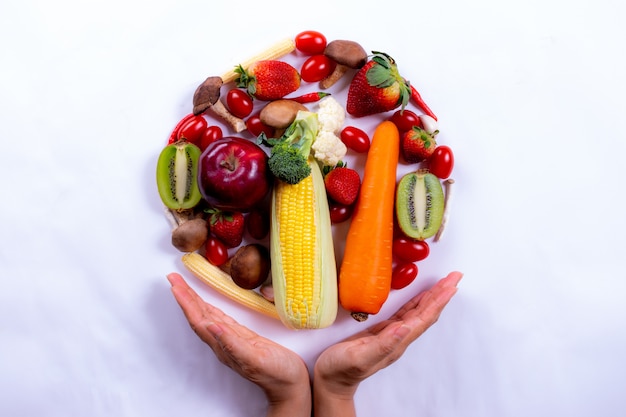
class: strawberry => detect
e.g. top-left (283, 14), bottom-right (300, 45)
top-left (235, 60), bottom-right (301, 101)
top-left (207, 209), bottom-right (245, 248)
top-left (401, 126), bottom-right (438, 163)
top-left (346, 52), bottom-right (411, 117)
top-left (324, 166), bottom-right (361, 205)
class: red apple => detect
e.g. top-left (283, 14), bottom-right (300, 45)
top-left (198, 137), bottom-right (271, 211)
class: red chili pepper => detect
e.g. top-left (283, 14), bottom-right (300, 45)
top-left (409, 85), bottom-right (437, 121)
top-left (286, 92), bottom-right (331, 103)
top-left (167, 113), bottom-right (195, 144)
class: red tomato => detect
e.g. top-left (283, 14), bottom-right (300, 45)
top-left (391, 263), bottom-right (418, 290)
top-left (206, 236), bottom-right (229, 266)
top-left (173, 114), bottom-right (208, 145)
top-left (300, 55), bottom-right (336, 82)
top-left (246, 209), bottom-right (270, 240)
top-left (340, 126), bottom-right (370, 153)
top-left (389, 109), bottom-right (422, 133)
top-left (329, 201), bottom-right (354, 224)
top-left (428, 145), bottom-right (454, 179)
top-left (226, 89), bottom-right (254, 119)
top-left (199, 125), bottom-right (223, 152)
top-left (393, 237), bottom-right (430, 262)
top-left (294, 30), bottom-right (327, 55)
top-left (246, 114), bottom-right (275, 138)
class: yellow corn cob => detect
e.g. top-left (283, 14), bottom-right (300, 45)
top-left (220, 37), bottom-right (296, 84)
top-left (181, 252), bottom-right (280, 320)
top-left (270, 159), bottom-right (338, 329)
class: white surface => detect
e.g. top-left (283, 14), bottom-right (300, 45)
top-left (2, 0), bottom-right (625, 416)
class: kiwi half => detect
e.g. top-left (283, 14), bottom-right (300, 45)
top-left (396, 170), bottom-right (444, 240)
top-left (156, 142), bottom-right (202, 210)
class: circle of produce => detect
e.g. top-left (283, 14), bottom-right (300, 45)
top-left (156, 31), bottom-right (456, 331)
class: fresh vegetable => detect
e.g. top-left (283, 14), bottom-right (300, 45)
top-left (259, 99), bottom-right (308, 129)
top-left (245, 208), bottom-right (270, 240)
top-left (192, 76), bottom-right (247, 132)
top-left (320, 39), bottom-right (368, 89)
top-left (221, 244), bottom-right (271, 290)
top-left (171, 218), bottom-right (209, 253)
top-left (182, 252), bottom-right (279, 319)
top-left (395, 170), bottom-right (444, 240)
top-left (207, 209), bottom-right (245, 248)
top-left (270, 157), bottom-right (338, 329)
top-left (198, 125), bottom-right (223, 152)
top-left (167, 113), bottom-right (196, 144)
top-left (206, 236), bottom-right (229, 266)
top-left (389, 109), bottom-right (422, 134)
top-left (420, 114), bottom-right (439, 134)
top-left (316, 96), bottom-right (345, 134)
top-left (340, 126), bottom-right (370, 153)
top-left (346, 52), bottom-right (411, 117)
top-left (220, 37), bottom-right (296, 84)
top-left (392, 237), bottom-right (430, 262)
top-left (300, 54), bottom-right (336, 82)
top-left (401, 126), bottom-right (438, 163)
top-left (246, 113), bottom-right (275, 138)
top-left (409, 84), bottom-right (437, 121)
top-left (339, 121), bottom-right (400, 321)
top-left (324, 166), bottom-right (361, 205)
top-left (311, 130), bottom-right (347, 167)
top-left (294, 30), bottom-right (327, 55)
top-left (391, 262), bottom-right (418, 290)
top-left (156, 141), bottom-right (202, 210)
top-left (235, 60), bottom-right (301, 101)
top-left (167, 114), bottom-right (208, 145)
top-left (226, 89), bottom-right (254, 119)
top-left (286, 92), bottom-right (330, 103)
top-left (428, 145), bottom-right (454, 179)
top-left (329, 201), bottom-right (354, 224)
top-left (262, 111), bottom-right (319, 184)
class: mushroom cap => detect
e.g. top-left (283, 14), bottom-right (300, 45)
top-left (324, 40), bottom-right (368, 69)
top-left (192, 76), bottom-right (224, 115)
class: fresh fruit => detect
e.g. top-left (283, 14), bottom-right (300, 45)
top-left (205, 236), bottom-right (229, 266)
top-left (428, 145), bottom-right (455, 179)
top-left (300, 54), bottom-right (336, 82)
top-left (226, 89), bottom-right (254, 119)
top-left (167, 114), bottom-right (208, 145)
top-left (401, 126), bottom-right (438, 163)
top-left (208, 209), bottom-right (245, 248)
top-left (392, 237), bottom-right (430, 262)
top-left (294, 30), bottom-right (327, 55)
top-left (220, 38), bottom-right (296, 84)
top-left (198, 137), bottom-right (271, 212)
top-left (395, 170), bottom-right (445, 240)
top-left (329, 201), bottom-right (354, 224)
top-left (324, 166), bottom-right (361, 205)
top-left (340, 126), bottom-right (370, 153)
top-left (235, 60), bottom-right (301, 101)
top-left (389, 109), bottom-right (422, 133)
top-left (246, 113), bottom-right (275, 138)
top-left (156, 141), bottom-right (202, 210)
top-left (391, 262), bottom-right (418, 290)
top-left (346, 52), bottom-right (411, 117)
top-left (198, 125), bottom-right (223, 152)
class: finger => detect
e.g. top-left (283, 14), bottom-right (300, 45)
top-left (390, 271), bottom-right (463, 320)
top-left (401, 285), bottom-right (458, 339)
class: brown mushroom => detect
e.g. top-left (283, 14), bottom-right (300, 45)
top-left (319, 40), bottom-right (368, 89)
top-left (192, 76), bottom-right (247, 132)
top-left (259, 99), bottom-right (307, 129)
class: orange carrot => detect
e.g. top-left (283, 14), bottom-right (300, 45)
top-left (339, 120), bottom-right (400, 321)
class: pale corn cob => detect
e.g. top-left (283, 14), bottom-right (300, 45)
top-left (182, 252), bottom-right (280, 320)
top-left (270, 159), bottom-right (338, 330)
top-left (220, 37), bottom-right (296, 84)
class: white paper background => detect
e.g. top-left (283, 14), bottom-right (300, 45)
top-left (2, 0), bottom-right (625, 416)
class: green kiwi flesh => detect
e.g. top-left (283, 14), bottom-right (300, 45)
top-left (395, 171), bottom-right (444, 240)
top-left (156, 142), bottom-right (202, 210)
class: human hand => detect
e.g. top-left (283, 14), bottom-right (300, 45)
top-left (167, 273), bottom-right (311, 417)
top-left (312, 271), bottom-right (463, 416)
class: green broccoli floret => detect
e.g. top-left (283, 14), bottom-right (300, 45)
top-left (263, 111), bottom-right (319, 184)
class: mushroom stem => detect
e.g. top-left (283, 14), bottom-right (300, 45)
top-left (210, 100), bottom-right (247, 132)
top-left (319, 64), bottom-right (349, 89)
top-left (434, 179), bottom-right (455, 242)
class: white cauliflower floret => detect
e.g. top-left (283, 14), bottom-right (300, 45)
top-left (317, 96), bottom-right (345, 134)
top-left (312, 130), bottom-right (347, 167)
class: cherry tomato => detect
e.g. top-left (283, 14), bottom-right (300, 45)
top-left (428, 145), bottom-right (454, 179)
top-left (246, 114), bottom-right (275, 138)
top-left (300, 55), bottom-right (336, 82)
top-left (340, 126), bottom-right (370, 153)
top-left (199, 125), bottom-right (223, 152)
top-left (206, 236), bottom-right (229, 266)
top-left (391, 262), bottom-right (418, 290)
top-left (329, 201), bottom-right (354, 224)
top-left (226, 89), bottom-right (254, 119)
top-left (389, 109), bottom-right (422, 133)
top-left (393, 237), bottom-right (430, 263)
top-left (170, 114), bottom-right (208, 145)
top-left (246, 209), bottom-right (270, 240)
top-left (294, 30), bottom-right (327, 55)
